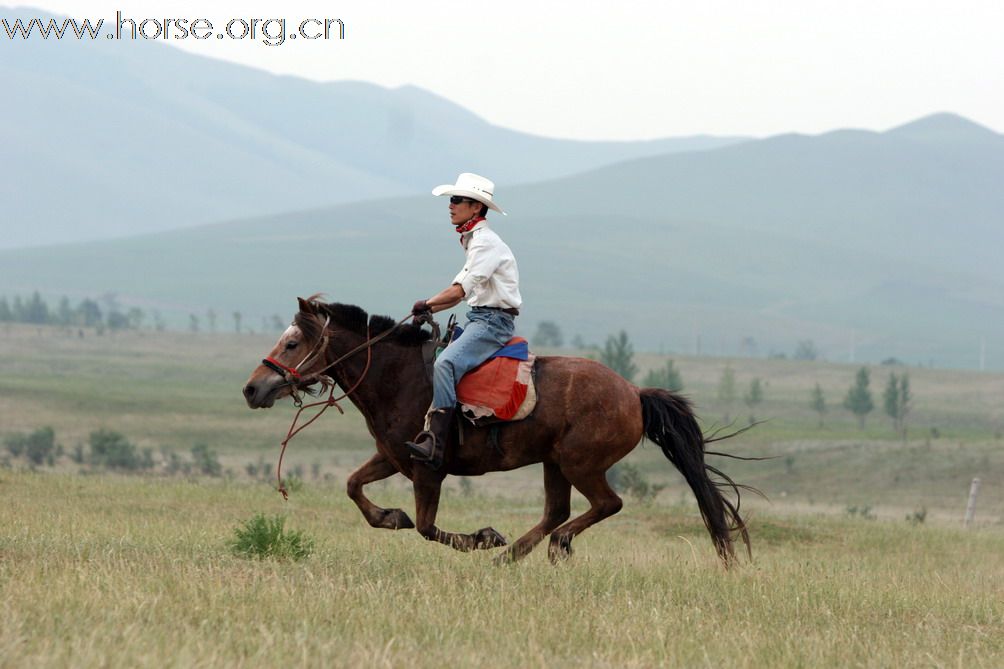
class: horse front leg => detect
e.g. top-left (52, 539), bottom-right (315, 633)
top-left (412, 468), bottom-right (507, 552)
top-left (347, 452), bottom-right (414, 530)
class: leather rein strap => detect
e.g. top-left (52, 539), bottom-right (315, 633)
top-left (271, 311), bottom-right (415, 499)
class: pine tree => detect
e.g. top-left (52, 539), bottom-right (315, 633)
top-left (809, 383), bottom-right (827, 428)
top-left (25, 292), bottom-right (50, 324)
top-left (0, 297), bottom-right (12, 322)
top-left (127, 308), bottom-right (145, 330)
top-left (843, 367), bottom-right (874, 429)
top-left (11, 296), bottom-right (25, 322)
top-left (57, 296), bottom-right (73, 326)
top-left (600, 331), bottom-right (637, 382)
top-left (794, 340), bottom-right (819, 361)
top-left (744, 377), bottom-right (764, 423)
top-left (883, 372), bottom-right (900, 432)
top-left (717, 365), bottom-right (737, 423)
top-left (898, 374), bottom-right (911, 438)
top-left (77, 299), bottom-right (102, 327)
top-left (642, 360), bottom-right (683, 392)
top-left (884, 372), bottom-right (911, 438)
top-left (532, 321), bottom-right (564, 348)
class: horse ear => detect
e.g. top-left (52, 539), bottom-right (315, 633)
top-left (297, 297), bottom-right (313, 314)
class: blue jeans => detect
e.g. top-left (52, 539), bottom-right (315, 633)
top-left (432, 307), bottom-right (515, 409)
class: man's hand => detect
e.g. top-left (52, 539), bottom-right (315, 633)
top-left (411, 299), bottom-right (431, 324)
top-left (411, 285), bottom-right (464, 323)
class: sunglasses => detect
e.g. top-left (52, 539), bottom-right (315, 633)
top-left (449, 195), bottom-right (479, 205)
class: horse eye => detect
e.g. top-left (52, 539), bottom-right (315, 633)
top-left (285, 341), bottom-right (299, 350)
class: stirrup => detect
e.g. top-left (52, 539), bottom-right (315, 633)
top-left (406, 432), bottom-right (443, 470)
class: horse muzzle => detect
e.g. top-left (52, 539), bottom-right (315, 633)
top-left (243, 378), bottom-right (282, 409)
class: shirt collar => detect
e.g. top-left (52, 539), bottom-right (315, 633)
top-left (459, 220), bottom-right (488, 248)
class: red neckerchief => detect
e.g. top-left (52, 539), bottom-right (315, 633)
top-left (455, 216), bottom-right (485, 246)
top-left (455, 216), bottom-right (485, 236)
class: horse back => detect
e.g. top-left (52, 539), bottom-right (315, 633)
top-left (446, 355), bottom-right (643, 476)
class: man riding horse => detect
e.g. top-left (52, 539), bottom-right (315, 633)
top-left (242, 174), bottom-right (752, 564)
top-left (405, 173), bottom-right (521, 470)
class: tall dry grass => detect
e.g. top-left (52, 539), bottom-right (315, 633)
top-left (2, 471), bottom-right (1002, 668)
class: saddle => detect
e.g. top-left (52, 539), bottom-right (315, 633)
top-left (456, 337), bottom-right (537, 424)
top-left (421, 317), bottom-right (537, 425)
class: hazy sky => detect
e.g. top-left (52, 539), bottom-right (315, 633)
top-left (13, 0), bottom-right (1004, 140)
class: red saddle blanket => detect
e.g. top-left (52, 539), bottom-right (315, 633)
top-left (456, 337), bottom-right (536, 422)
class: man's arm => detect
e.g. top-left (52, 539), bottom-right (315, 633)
top-left (413, 235), bottom-right (499, 316)
top-left (427, 284), bottom-right (465, 312)
top-left (413, 283), bottom-right (464, 315)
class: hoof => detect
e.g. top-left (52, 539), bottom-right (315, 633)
top-left (376, 508), bottom-right (415, 530)
top-left (547, 534), bottom-right (573, 564)
top-left (493, 548), bottom-right (519, 566)
top-left (474, 527), bottom-right (508, 550)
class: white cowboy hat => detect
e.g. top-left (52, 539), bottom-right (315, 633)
top-left (431, 172), bottom-right (507, 215)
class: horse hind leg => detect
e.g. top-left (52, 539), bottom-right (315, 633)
top-left (347, 452), bottom-right (414, 530)
top-left (547, 470), bottom-right (624, 563)
top-left (495, 462), bottom-right (572, 564)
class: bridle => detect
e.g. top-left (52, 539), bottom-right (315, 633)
top-left (261, 314), bottom-right (332, 394)
top-left (264, 309), bottom-right (417, 499)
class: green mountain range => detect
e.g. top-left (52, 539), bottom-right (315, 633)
top-left (2, 112), bottom-right (1001, 370)
top-left (3, 6), bottom-right (1000, 369)
top-left (0, 5), bottom-right (743, 249)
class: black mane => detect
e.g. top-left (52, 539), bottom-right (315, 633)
top-left (295, 300), bottom-right (431, 347)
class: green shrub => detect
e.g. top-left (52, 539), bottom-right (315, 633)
top-left (163, 449), bottom-right (188, 476)
top-left (4, 427), bottom-right (57, 465)
top-left (845, 505), bottom-right (876, 520)
top-left (88, 429), bottom-right (152, 470)
top-left (607, 461), bottom-right (666, 502)
top-left (4, 434), bottom-right (24, 458)
top-left (229, 513), bottom-right (313, 561)
top-left (280, 475), bottom-right (304, 494)
top-left (191, 443), bottom-right (222, 477)
top-left (245, 456), bottom-right (269, 481)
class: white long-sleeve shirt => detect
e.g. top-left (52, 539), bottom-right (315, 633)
top-left (451, 221), bottom-right (522, 309)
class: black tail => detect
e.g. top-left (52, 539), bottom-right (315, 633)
top-left (639, 388), bottom-right (751, 565)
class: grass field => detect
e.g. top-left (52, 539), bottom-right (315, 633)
top-left (1, 323), bottom-right (1001, 517)
top-left (2, 472), bottom-right (1003, 668)
top-left (2, 323), bottom-right (1003, 666)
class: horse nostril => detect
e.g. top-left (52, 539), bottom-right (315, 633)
top-left (243, 384), bottom-right (256, 400)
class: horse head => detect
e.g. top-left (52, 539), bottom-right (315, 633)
top-left (243, 297), bottom-right (330, 409)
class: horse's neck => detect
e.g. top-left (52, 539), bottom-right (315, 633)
top-left (327, 338), bottom-right (429, 435)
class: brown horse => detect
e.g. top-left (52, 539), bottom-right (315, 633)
top-left (243, 297), bottom-right (750, 565)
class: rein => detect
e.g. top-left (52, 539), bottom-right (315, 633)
top-left (270, 311), bottom-right (415, 499)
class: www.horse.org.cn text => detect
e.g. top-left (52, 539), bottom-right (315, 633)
top-left (1, 12), bottom-right (346, 47)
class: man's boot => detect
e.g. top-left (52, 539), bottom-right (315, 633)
top-left (406, 407), bottom-right (455, 470)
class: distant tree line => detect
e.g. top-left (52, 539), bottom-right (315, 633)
top-left (0, 292), bottom-right (289, 335)
top-left (0, 292), bottom-right (154, 331)
top-left (3, 425), bottom-right (223, 476)
top-left (809, 366), bottom-right (911, 435)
